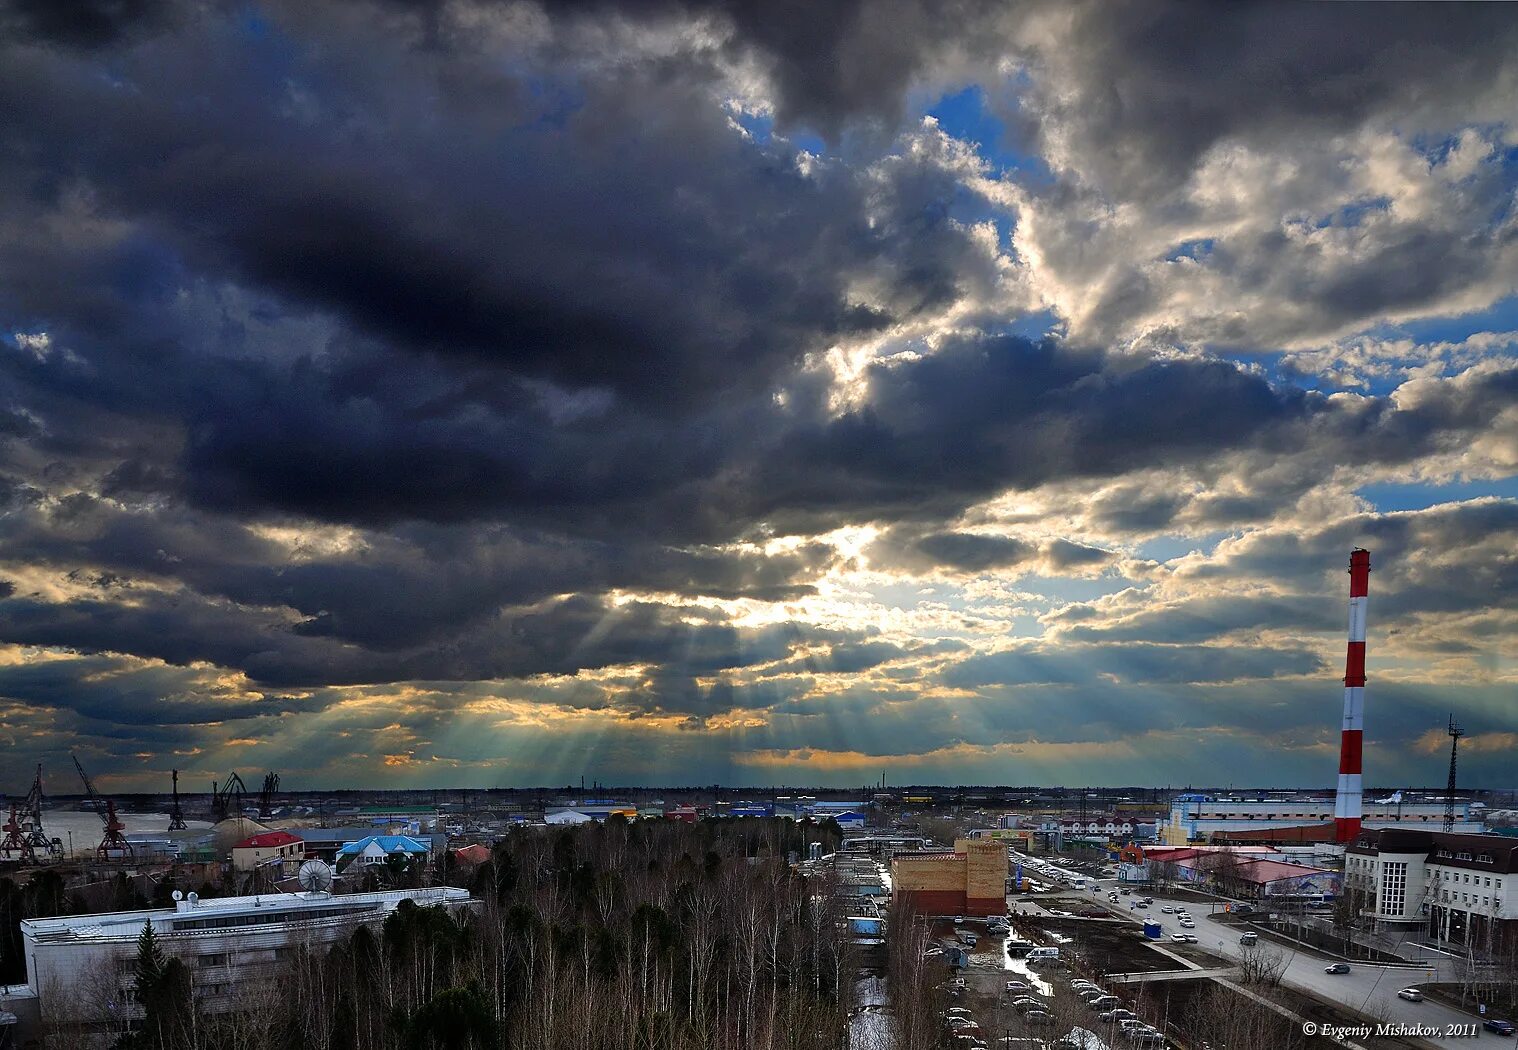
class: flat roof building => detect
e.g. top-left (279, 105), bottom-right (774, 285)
top-left (1163, 797), bottom-right (1484, 845)
top-left (9, 885), bottom-right (478, 1045)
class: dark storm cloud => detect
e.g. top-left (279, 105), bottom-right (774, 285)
top-left (0, 578), bottom-right (867, 690)
top-left (1005, 3), bottom-right (1518, 194)
top-left (0, 490), bottom-right (837, 648)
top-left (0, 653), bottom-right (309, 726)
top-left (0, 1), bottom-right (936, 411)
top-left (1, 0), bottom-right (1517, 787)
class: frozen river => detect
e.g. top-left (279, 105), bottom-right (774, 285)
top-left (36, 809), bottom-right (212, 856)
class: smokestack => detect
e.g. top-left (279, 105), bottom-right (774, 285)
top-left (1334, 548), bottom-right (1370, 843)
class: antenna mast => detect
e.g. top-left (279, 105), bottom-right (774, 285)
top-left (1444, 715), bottom-right (1463, 833)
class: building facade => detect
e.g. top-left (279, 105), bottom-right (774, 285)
top-left (1163, 797), bottom-right (1484, 845)
top-left (230, 830), bottom-right (305, 872)
top-left (891, 838), bottom-right (1005, 916)
top-left (1345, 829), bottom-right (1517, 952)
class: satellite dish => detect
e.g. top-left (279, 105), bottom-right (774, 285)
top-left (172, 890), bottom-right (184, 901)
top-left (186, 892), bottom-right (199, 907)
top-left (298, 859), bottom-right (334, 896)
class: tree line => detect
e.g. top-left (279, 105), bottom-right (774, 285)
top-left (33, 816), bottom-right (855, 1050)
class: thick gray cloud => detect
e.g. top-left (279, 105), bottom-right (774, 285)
top-left (2, 0), bottom-right (1517, 787)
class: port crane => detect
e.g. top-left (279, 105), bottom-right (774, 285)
top-left (258, 771), bottom-right (280, 821)
top-left (211, 772), bottom-right (249, 823)
top-left (72, 754), bottom-right (133, 859)
top-left (0, 764), bottom-right (64, 864)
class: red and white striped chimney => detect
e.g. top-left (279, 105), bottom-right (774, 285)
top-left (1334, 548), bottom-right (1370, 843)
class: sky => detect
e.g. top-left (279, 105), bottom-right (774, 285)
top-left (2, 1), bottom-right (1518, 793)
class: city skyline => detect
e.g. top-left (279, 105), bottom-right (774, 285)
top-left (2, 2), bottom-right (1518, 792)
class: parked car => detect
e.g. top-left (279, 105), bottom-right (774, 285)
top-left (1239, 932), bottom-right (1258, 946)
top-left (1099, 1009), bottom-right (1139, 1023)
top-left (1024, 1011), bottom-right (1056, 1026)
top-left (1078, 988), bottom-right (1108, 1002)
top-left (1324, 963), bottom-right (1351, 975)
top-left (1088, 995), bottom-right (1121, 1010)
top-left (1396, 988), bottom-right (1423, 1002)
top-left (1483, 1019), bottom-right (1515, 1035)
top-left (947, 1016), bottom-right (977, 1030)
top-left (945, 1007), bottom-right (973, 1018)
top-left (1005, 980), bottom-right (1030, 992)
top-left (1128, 1031), bottom-right (1166, 1047)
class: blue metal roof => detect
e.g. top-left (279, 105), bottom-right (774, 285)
top-left (335, 834), bottom-right (430, 856)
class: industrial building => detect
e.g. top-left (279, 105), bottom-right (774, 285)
top-left (5, 885), bottom-right (478, 1043)
top-left (1117, 844), bottom-right (1341, 898)
top-left (1345, 829), bottom-right (1517, 951)
top-left (1161, 795), bottom-right (1485, 845)
top-left (890, 838), bottom-right (1005, 916)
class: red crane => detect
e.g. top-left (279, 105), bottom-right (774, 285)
top-left (72, 754), bottom-right (133, 859)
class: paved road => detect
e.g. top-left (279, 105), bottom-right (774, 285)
top-left (1006, 853), bottom-right (1502, 1050)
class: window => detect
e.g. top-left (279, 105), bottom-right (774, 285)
top-left (1380, 862), bottom-right (1408, 917)
top-left (198, 953), bottom-right (228, 968)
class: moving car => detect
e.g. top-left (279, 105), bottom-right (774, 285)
top-left (1239, 932), bottom-right (1258, 946)
top-left (1483, 1018), bottom-right (1515, 1035)
top-left (1160, 906), bottom-right (1174, 913)
top-left (1396, 988), bottom-right (1423, 1002)
top-left (1324, 963), bottom-right (1351, 975)
top-left (1178, 920), bottom-right (1196, 929)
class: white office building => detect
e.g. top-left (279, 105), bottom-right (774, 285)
top-left (4, 884), bottom-right (478, 1044)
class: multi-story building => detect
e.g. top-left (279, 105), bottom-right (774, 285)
top-left (230, 829), bottom-right (306, 872)
top-left (1345, 829), bottom-right (1517, 952)
top-left (1162, 796), bottom-right (1484, 845)
top-left (6, 885), bottom-right (478, 1044)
